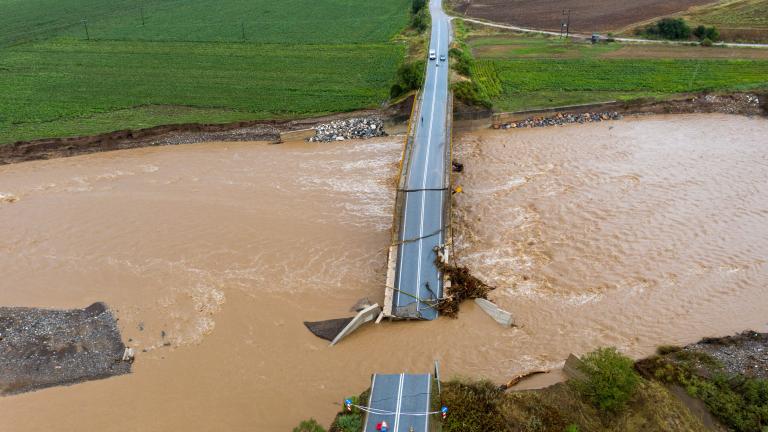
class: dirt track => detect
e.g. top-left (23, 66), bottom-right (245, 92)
top-left (449, 0), bottom-right (715, 32)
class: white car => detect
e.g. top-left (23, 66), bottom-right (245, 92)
top-left (428, 49), bottom-right (436, 61)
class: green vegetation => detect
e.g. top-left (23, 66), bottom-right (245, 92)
top-left (0, 39), bottom-right (404, 143)
top-left (293, 419), bottom-right (327, 432)
top-left (464, 30), bottom-right (768, 112)
top-left (0, 0), bottom-right (411, 46)
top-left (440, 373), bottom-right (705, 431)
top-left (642, 18), bottom-right (692, 40)
top-left (449, 20), bottom-right (492, 108)
top-left (0, 0), bottom-right (413, 144)
top-left (570, 348), bottom-right (639, 413)
top-left (694, 25), bottom-right (721, 42)
top-left (391, 60), bottom-right (426, 97)
top-left (487, 57), bottom-right (768, 111)
top-left (640, 349), bottom-right (768, 432)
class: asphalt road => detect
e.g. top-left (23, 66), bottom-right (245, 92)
top-left (393, 0), bottom-right (451, 320)
top-left (363, 373), bottom-right (432, 432)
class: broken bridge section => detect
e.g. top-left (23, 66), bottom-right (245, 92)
top-left (383, 0), bottom-right (453, 321)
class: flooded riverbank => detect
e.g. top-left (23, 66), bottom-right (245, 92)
top-left (1, 114), bottom-right (767, 430)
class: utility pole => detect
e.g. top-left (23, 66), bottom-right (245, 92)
top-left (566, 9), bottom-right (571, 38)
top-left (140, 6), bottom-right (145, 26)
top-left (81, 18), bottom-right (90, 40)
top-left (241, 21), bottom-right (246, 41)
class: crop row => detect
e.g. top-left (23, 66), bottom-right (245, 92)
top-left (491, 59), bottom-right (768, 94)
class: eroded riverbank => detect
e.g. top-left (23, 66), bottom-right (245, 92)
top-left (0, 113), bottom-right (767, 430)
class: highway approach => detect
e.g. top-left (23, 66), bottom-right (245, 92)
top-left (390, 0), bottom-right (452, 320)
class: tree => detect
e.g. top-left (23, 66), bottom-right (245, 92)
top-left (646, 18), bottom-right (691, 40)
top-left (570, 347), bottom-right (639, 413)
top-left (694, 25), bottom-right (720, 41)
top-left (411, 0), bottom-right (426, 14)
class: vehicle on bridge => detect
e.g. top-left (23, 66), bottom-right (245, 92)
top-left (428, 49), bottom-right (436, 60)
top-left (439, 54), bottom-right (446, 62)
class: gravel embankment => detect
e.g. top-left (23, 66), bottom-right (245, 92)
top-left (308, 117), bottom-right (387, 142)
top-left (0, 302), bottom-right (131, 395)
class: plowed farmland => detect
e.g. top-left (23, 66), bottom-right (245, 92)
top-left (449, 0), bottom-right (714, 32)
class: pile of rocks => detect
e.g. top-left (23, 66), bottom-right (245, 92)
top-left (496, 111), bottom-right (622, 129)
top-left (308, 117), bottom-right (386, 142)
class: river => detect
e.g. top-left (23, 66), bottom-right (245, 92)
top-left (0, 114), bottom-right (766, 430)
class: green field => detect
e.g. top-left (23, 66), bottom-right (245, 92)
top-left (0, 0), bottom-right (411, 144)
top-left (687, 0), bottom-right (768, 33)
top-left (467, 33), bottom-right (768, 112)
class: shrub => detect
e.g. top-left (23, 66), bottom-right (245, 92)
top-left (452, 81), bottom-right (491, 108)
top-left (411, 0), bottom-right (426, 14)
top-left (293, 418), bottom-right (327, 432)
top-left (645, 18), bottom-right (692, 40)
top-left (701, 37), bottom-right (714, 47)
top-left (564, 425), bottom-right (580, 432)
top-left (694, 25), bottom-right (720, 41)
top-left (390, 60), bottom-right (426, 97)
top-left (411, 8), bottom-right (429, 32)
top-left (570, 347), bottom-right (639, 413)
top-left (334, 414), bottom-right (362, 432)
top-left (441, 380), bottom-right (507, 432)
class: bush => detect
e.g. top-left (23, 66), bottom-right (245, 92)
top-left (701, 37), bottom-right (713, 47)
top-left (411, 7), bottom-right (428, 32)
top-left (570, 347), bottom-right (639, 413)
top-left (390, 60), bottom-right (426, 98)
top-left (645, 18), bottom-right (692, 40)
top-left (441, 380), bottom-right (507, 432)
top-left (293, 418), bottom-right (327, 432)
top-left (334, 414), bottom-right (362, 432)
top-left (449, 46), bottom-right (474, 76)
top-left (411, 0), bottom-right (426, 14)
top-left (452, 81), bottom-right (491, 108)
top-left (694, 25), bottom-right (720, 41)
top-left (564, 425), bottom-right (580, 432)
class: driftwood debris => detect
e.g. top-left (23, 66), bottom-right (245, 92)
top-left (434, 254), bottom-right (496, 318)
top-left (499, 370), bottom-right (549, 390)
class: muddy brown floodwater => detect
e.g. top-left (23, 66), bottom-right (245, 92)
top-left (0, 113), bottom-right (767, 431)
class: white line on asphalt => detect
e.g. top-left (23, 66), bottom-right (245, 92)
top-left (363, 375), bottom-right (377, 432)
top-left (393, 373), bottom-right (405, 432)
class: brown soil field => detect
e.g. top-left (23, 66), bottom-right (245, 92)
top-left (449, 0), bottom-right (716, 32)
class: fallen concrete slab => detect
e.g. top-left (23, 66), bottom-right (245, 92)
top-left (474, 298), bottom-right (514, 327)
top-left (0, 302), bottom-right (131, 395)
top-left (331, 304), bottom-right (381, 346)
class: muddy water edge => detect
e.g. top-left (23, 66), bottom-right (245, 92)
top-left (0, 113), bottom-right (767, 430)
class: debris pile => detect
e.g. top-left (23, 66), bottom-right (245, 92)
top-left (496, 111), bottom-right (622, 129)
top-left (308, 117), bottom-right (387, 142)
top-left (435, 258), bottom-right (496, 318)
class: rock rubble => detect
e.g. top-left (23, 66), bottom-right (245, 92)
top-left (308, 117), bottom-right (387, 142)
top-left (496, 111), bottom-right (622, 129)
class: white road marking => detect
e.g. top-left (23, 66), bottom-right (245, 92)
top-left (393, 373), bottom-right (405, 432)
top-left (363, 374), bottom-right (378, 432)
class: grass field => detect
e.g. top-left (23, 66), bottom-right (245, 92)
top-left (467, 33), bottom-right (768, 111)
top-left (0, 0), bottom-right (411, 144)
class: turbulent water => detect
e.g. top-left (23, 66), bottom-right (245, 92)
top-left (0, 114), bottom-right (767, 430)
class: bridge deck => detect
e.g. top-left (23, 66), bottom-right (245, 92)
top-left (363, 373), bottom-right (432, 432)
top-left (389, 0), bottom-right (452, 320)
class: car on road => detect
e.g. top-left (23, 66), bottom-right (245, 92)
top-left (439, 54), bottom-right (446, 62)
top-left (429, 49), bottom-right (436, 60)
